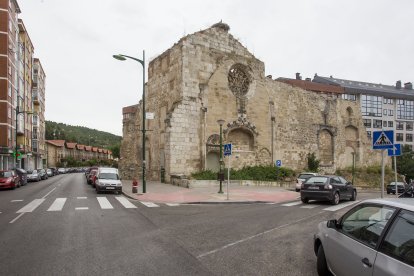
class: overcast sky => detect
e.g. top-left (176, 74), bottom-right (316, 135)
top-left (18, 0), bottom-right (414, 136)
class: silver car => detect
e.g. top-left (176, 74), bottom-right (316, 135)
top-left (314, 198), bottom-right (414, 275)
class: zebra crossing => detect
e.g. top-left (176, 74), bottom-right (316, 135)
top-left (4, 196), bottom-right (180, 215)
top-left (280, 200), bottom-right (360, 211)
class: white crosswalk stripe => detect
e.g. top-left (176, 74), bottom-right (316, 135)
top-left (300, 205), bottom-right (318, 209)
top-left (47, 198), bottom-right (67, 211)
top-left (280, 200), bottom-right (360, 212)
top-left (17, 199), bottom-right (45, 213)
top-left (140, 201), bottom-right (159, 208)
top-left (323, 201), bottom-right (360, 212)
top-left (165, 203), bottom-right (180, 207)
top-left (115, 197), bottom-right (137, 209)
top-left (96, 197), bottom-right (114, 209)
top-left (281, 201), bottom-right (302, 207)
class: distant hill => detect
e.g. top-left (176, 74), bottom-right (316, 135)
top-left (45, 121), bottom-right (121, 158)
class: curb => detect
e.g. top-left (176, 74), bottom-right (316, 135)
top-left (182, 201), bottom-right (272, 205)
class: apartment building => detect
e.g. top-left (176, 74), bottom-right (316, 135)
top-left (313, 75), bottom-right (414, 150)
top-left (32, 58), bottom-right (46, 168)
top-left (0, 0), bottom-right (20, 170)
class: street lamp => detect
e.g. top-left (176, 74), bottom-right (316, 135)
top-left (15, 106), bottom-right (33, 168)
top-left (113, 51), bottom-right (147, 193)
top-left (217, 119), bottom-right (225, 194)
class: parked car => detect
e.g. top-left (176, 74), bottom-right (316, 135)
top-left (314, 198), bottom-right (414, 276)
top-left (300, 175), bottom-right (356, 205)
top-left (0, 170), bottom-right (21, 189)
top-left (49, 167), bottom-right (57, 176)
top-left (46, 169), bottom-right (53, 177)
top-left (295, 172), bottom-right (318, 192)
top-left (95, 167), bottom-right (122, 194)
top-left (38, 169), bottom-right (48, 180)
top-left (87, 169), bottom-right (98, 185)
top-left (386, 182), bottom-right (406, 194)
top-left (14, 168), bottom-right (27, 186)
top-left (399, 184), bottom-right (414, 198)
top-left (85, 166), bottom-right (98, 180)
top-left (58, 168), bottom-right (66, 174)
top-left (27, 170), bottom-right (41, 182)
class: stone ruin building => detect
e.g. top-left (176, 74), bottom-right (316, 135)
top-left (119, 22), bottom-right (383, 182)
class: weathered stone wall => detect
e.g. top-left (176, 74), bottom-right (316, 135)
top-left (120, 22), bottom-right (385, 181)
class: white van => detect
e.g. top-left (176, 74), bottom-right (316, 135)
top-left (95, 167), bottom-right (122, 194)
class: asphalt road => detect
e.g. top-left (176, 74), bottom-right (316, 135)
top-left (0, 173), bottom-right (381, 275)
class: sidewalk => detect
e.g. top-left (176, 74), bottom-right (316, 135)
top-left (121, 180), bottom-right (299, 204)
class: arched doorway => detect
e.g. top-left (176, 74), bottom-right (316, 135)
top-left (206, 152), bottom-right (220, 172)
top-left (319, 129), bottom-right (334, 166)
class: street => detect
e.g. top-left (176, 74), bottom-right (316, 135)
top-left (0, 173), bottom-right (380, 275)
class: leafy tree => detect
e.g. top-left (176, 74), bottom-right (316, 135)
top-left (396, 145), bottom-right (414, 182)
top-left (307, 153), bottom-right (320, 172)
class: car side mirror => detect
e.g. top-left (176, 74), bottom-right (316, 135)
top-left (327, 219), bottom-right (339, 229)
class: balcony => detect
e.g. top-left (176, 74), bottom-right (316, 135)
top-left (33, 89), bottom-right (40, 105)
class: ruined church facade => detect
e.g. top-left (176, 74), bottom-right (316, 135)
top-left (119, 23), bottom-right (383, 182)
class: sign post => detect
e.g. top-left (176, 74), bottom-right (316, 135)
top-left (372, 130), bottom-right (394, 198)
top-left (223, 143), bottom-right (232, 200)
top-left (388, 144), bottom-right (402, 198)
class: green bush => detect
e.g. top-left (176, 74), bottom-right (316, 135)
top-left (307, 153), bottom-right (320, 172)
top-left (191, 166), bottom-right (295, 181)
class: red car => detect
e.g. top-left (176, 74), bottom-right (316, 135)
top-left (0, 170), bottom-right (21, 190)
top-left (88, 169), bottom-right (98, 187)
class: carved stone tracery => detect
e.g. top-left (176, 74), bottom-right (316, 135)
top-left (228, 63), bottom-right (251, 98)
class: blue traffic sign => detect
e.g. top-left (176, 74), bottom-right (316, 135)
top-left (276, 160), bottom-right (282, 167)
top-left (372, 130), bottom-right (394, 150)
top-left (388, 144), bottom-right (402, 156)
top-left (223, 143), bottom-right (232, 156)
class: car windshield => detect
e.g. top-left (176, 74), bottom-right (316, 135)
top-left (99, 173), bottom-right (119, 180)
top-left (0, 171), bottom-right (12, 177)
top-left (298, 174), bottom-right (315, 180)
top-left (305, 177), bottom-right (328, 184)
top-left (27, 170), bottom-right (37, 174)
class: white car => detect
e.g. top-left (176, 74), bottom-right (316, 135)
top-left (295, 172), bottom-right (318, 192)
top-left (95, 167), bottom-right (122, 194)
top-left (314, 198), bottom-right (414, 275)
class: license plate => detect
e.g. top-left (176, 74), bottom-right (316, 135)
top-left (106, 187), bottom-right (115, 190)
top-left (308, 186), bottom-right (319, 190)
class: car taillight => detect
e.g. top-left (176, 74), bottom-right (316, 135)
top-left (324, 184), bottom-right (333, 190)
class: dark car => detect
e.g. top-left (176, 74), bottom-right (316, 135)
top-left (0, 170), bottom-right (21, 189)
top-left (386, 182), bottom-right (406, 194)
top-left (38, 169), bottom-right (48, 180)
top-left (27, 170), bottom-right (41, 182)
top-left (14, 168), bottom-right (27, 186)
top-left (300, 175), bottom-right (357, 205)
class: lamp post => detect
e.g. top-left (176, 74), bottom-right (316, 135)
top-left (15, 105), bottom-right (33, 168)
top-left (217, 119), bottom-right (225, 194)
top-left (113, 51), bottom-right (147, 193)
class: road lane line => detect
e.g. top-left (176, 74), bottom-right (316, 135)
top-left (77, 197), bottom-right (87, 199)
top-left (97, 197), bottom-right (113, 209)
top-left (75, 207), bottom-right (88, 210)
top-left (281, 201), bottom-right (302, 207)
top-left (323, 201), bottom-right (360, 212)
top-left (197, 211), bottom-right (325, 258)
top-left (11, 200), bottom-right (23, 202)
top-left (115, 197), bottom-right (137, 208)
top-left (9, 213), bottom-right (24, 224)
top-left (16, 199), bottom-right (45, 213)
top-left (41, 187), bottom-right (56, 199)
top-left (140, 201), bottom-right (159, 208)
top-left (47, 198), bottom-right (67, 212)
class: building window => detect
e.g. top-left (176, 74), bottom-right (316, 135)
top-left (383, 109), bottom-right (387, 115)
top-left (383, 98), bottom-right (388, 104)
top-left (407, 122), bottom-right (413, 131)
top-left (363, 119), bottom-right (372, 128)
top-left (388, 121), bottom-right (393, 127)
top-left (396, 122), bottom-right (404, 130)
top-left (361, 95), bottom-right (382, 117)
top-left (396, 133), bottom-right (404, 142)
top-left (406, 134), bottom-right (413, 142)
top-left (389, 109), bottom-right (393, 116)
top-left (397, 99), bottom-right (414, 120)
top-left (342, 94), bottom-right (356, 101)
top-left (383, 121), bottom-right (387, 127)
top-left (388, 99), bottom-right (393, 104)
top-left (367, 131), bottom-right (372, 139)
top-left (373, 120), bottom-right (382, 129)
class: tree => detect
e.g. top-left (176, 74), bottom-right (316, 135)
top-left (110, 144), bottom-right (120, 159)
top-left (307, 153), bottom-right (320, 172)
top-left (396, 145), bottom-right (414, 182)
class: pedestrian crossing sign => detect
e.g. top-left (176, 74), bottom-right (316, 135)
top-left (372, 130), bottom-right (394, 150)
top-left (223, 143), bottom-right (232, 156)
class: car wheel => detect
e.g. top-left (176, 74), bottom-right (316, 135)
top-left (301, 198), bottom-right (309, 204)
top-left (295, 188), bottom-right (300, 192)
top-left (387, 191), bottom-right (390, 194)
top-left (350, 190), bottom-right (357, 201)
top-left (11, 185), bottom-right (16, 190)
top-left (317, 245), bottom-right (331, 276)
top-left (331, 192), bottom-right (340, 205)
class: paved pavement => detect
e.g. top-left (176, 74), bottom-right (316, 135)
top-left (122, 180), bottom-right (300, 204)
